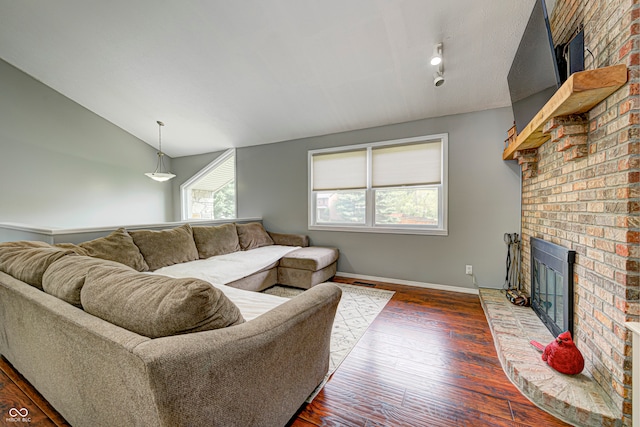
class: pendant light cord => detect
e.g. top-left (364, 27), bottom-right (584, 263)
top-left (157, 120), bottom-right (164, 155)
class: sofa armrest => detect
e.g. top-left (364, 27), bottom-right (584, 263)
top-left (268, 231), bottom-right (309, 247)
top-left (134, 282), bottom-right (341, 427)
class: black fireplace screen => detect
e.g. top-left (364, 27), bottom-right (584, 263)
top-left (530, 238), bottom-right (576, 337)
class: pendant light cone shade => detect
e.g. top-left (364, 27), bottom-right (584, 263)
top-left (145, 120), bottom-right (176, 182)
top-left (430, 43), bottom-right (442, 66)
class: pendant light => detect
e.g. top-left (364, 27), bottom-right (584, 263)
top-left (145, 120), bottom-right (176, 182)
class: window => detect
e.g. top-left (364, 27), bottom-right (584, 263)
top-left (181, 149), bottom-right (236, 220)
top-left (309, 134), bottom-right (447, 235)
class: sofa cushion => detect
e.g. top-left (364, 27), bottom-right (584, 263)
top-left (129, 224), bottom-right (199, 271)
top-left (81, 265), bottom-right (245, 338)
top-left (268, 232), bottom-right (310, 247)
top-left (79, 228), bottom-right (149, 271)
top-left (43, 255), bottom-right (132, 308)
top-left (236, 222), bottom-right (274, 251)
top-left (192, 223), bottom-right (241, 258)
top-left (0, 241), bottom-right (75, 289)
top-left (279, 247), bottom-right (339, 271)
top-left (54, 242), bottom-right (90, 255)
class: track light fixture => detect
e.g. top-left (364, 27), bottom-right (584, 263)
top-left (430, 42), bottom-right (444, 87)
top-left (430, 43), bottom-right (443, 66)
top-left (433, 70), bottom-right (445, 87)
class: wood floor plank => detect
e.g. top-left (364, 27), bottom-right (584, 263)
top-left (0, 367), bottom-right (59, 426)
top-left (402, 384), bottom-right (513, 422)
top-left (293, 396), bottom-right (368, 427)
top-left (0, 358), bottom-right (70, 427)
top-left (352, 329), bottom-right (505, 374)
top-left (508, 398), bottom-right (575, 425)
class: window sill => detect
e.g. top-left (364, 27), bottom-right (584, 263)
top-left (308, 225), bottom-right (448, 236)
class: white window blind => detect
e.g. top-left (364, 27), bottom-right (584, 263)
top-left (372, 141), bottom-right (441, 188)
top-left (308, 133), bottom-right (448, 235)
top-left (190, 154), bottom-right (235, 192)
top-left (312, 150), bottom-right (367, 191)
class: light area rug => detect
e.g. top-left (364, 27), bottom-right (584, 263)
top-left (263, 282), bottom-right (394, 401)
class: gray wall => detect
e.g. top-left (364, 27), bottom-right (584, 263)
top-left (0, 59), bottom-right (173, 228)
top-left (0, 53), bottom-right (520, 290)
top-left (173, 108), bottom-right (521, 290)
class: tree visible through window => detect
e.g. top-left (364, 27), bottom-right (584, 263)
top-left (181, 149), bottom-right (236, 220)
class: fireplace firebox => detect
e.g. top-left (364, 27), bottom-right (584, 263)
top-left (530, 238), bottom-right (576, 337)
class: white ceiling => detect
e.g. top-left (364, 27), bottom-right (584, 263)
top-left (0, 0), bottom-right (541, 158)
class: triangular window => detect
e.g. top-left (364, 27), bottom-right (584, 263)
top-left (181, 149), bottom-right (236, 220)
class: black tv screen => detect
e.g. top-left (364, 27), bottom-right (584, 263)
top-left (508, 0), bottom-right (561, 133)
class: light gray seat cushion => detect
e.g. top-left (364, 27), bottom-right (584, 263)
top-left (279, 247), bottom-right (339, 271)
top-left (278, 247), bottom-right (339, 289)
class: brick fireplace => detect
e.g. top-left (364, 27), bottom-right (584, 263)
top-left (516, 0), bottom-right (639, 424)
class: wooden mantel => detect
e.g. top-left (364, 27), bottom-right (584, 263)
top-left (503, 64), bottom-right (628, 160)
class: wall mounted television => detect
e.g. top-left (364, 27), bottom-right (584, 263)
top-left (507, 0), bottom-right (562, 134)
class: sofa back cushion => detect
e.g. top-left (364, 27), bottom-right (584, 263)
top-left (0, 241), bottom-right (75, 289)
top-left (43, 255), bottom-right (132, 308)
top-left (192, 223), bottom-right (241, 258)
top-left (236, 222), bottom-right (274, 251)
top-left (129, 224), bottom-right (199, 271)
top-left (79, 228), bottom-right (149, 271)
top-left (81, 265), bottom-right (245, 338)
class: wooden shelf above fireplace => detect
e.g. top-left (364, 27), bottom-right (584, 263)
top-left (503, 64), bottom-right (628, 160)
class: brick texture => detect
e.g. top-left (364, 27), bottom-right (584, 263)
top-left (519, 1), bottom-right (640, 425)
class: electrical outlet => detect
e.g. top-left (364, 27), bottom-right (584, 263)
top-left (465, 265), bottom-right (473, 275)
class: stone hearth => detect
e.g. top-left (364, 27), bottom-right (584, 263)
top-left (479, 289), bottom-right (620, 427)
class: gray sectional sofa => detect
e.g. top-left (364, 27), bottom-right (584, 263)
top-left (0, 222), bottom-right (341, 427)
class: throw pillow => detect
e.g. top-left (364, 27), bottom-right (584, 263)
top-left (0, 241), bottom-right (75, 289)
top-left (54, 242), bottom-right (89, 255)
top-left (79, 228), bottom-right (149, 272)
top-left (192, 223), bottom-right (241, 258)
top-left (43, 255), bottom-right (132, 308)
top-left (81, 265), bottom-right (245, 338)
top-left (129, 224), bottom-right (199, 271)
top-left (236, 222), bottom-right (274, 251)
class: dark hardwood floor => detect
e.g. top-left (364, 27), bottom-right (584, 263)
top-left (0, 358), bottom-right (70, 426)
top-left (289, 277), bottom-right (569, 427)
top-left (0, 277), bottom-right (569, 427)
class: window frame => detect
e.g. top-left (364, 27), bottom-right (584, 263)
top-left (180, 148), bottom-right (237, 221)
top-left (308, 134), bottom-right (448, 236)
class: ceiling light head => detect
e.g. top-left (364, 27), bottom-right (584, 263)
top-left (145, 120), bottom-right (176, 182)
top-left (430, 43), bottom-right (443, 66)
top-left (433, 71), bottom-right (445, 87)
top-left (145, 171), bottom-right (176, 182)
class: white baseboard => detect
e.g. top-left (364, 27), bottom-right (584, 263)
top-left (336, 271), bottom-right (479, 295)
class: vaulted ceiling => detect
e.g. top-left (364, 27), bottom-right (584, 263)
top-left (0, 0), bottom-right (544, 157)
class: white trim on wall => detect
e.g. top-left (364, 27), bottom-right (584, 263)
top-left (336, 271), bottom-right (479, 295)
top-left (0, 218), bottom-right (261, 236)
